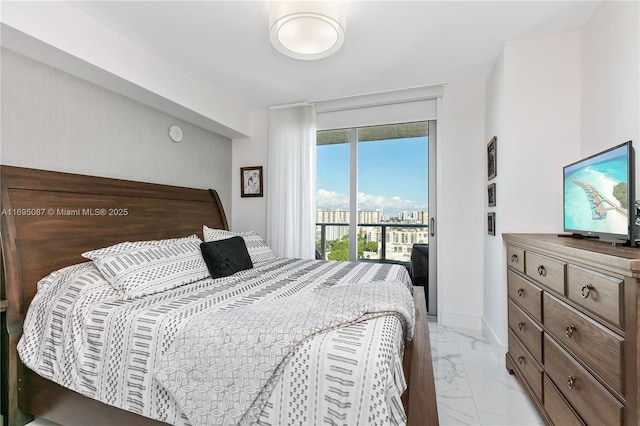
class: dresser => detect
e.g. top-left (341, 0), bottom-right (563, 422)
top-left (503, 234), bottom-right (639, 425)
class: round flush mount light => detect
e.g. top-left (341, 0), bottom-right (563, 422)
top-left (269, 2), bottom-right (345, 60)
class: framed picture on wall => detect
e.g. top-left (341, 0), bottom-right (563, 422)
top-left (488, 212), bottom-right (496, 236)
top-left (487, 136), bottom-right (497, 180)
top-left (241, 166), bottom-right (263, 197)
top-left (488, 183), bottom-right (496, 207)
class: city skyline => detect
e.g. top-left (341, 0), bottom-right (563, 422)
top-left (315, 207), bottom-right (429, 262)
top-left (316, 136), bottom-right (428, 217)
top-left (316, 207), bottom-right (428, 224)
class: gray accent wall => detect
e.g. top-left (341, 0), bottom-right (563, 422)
top-left (0, 48), bottom-right (232, 218)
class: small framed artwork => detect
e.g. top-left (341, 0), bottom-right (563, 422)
top-left (488, 183), bottom-right (496, 207)
top-left (240, 166), bottom-right (263, 197)
top-left (488, 212), bottom-right (496, 236)
top-left (487, 136), bottom-right (497, 180)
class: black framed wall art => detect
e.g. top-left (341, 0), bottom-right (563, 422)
top-left (487, 136), bottom-right (497, 180)
top-left (241, 166), bottom-right (263, 197)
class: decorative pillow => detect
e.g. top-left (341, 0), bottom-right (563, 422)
top-left (82, 234), bottom-right (200, 260)
top-left (202, 225), bottom-right (276, 264)
top-left (36, 261), bottom-right (109, 293)
top-left (93, 239), bottom-right (209, 299)
top-left (200, 236), bottom-right (253, 279)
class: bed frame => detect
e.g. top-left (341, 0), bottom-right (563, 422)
top-left (0, 165), bottom-right (438, 426)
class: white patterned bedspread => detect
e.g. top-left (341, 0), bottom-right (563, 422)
top-left (18, 258), bottom-right (413, 425)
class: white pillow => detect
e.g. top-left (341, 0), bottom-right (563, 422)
top-left (93, 239), bottom-right (209, 299)
top-left (202, 225), bottom-right (276, 264)
top-left (82, 234), bottom-right (201, 260)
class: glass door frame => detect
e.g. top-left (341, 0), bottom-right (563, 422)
top-left (315, 119), bottom-right (438, 315)
top-left (427, 119), bottom-right (437, 315)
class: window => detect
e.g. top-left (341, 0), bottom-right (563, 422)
top-left (316, 128), bottom-right (351, 259)
top-left (316, 122), bottom-right (429, 263)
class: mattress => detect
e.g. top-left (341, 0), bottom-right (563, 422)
top-left (18, 257), bottom-right (413, 425)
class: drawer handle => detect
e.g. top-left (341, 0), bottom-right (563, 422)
top-left (517, 288), bottom-right (525, 297)
top-left (517, 355), bottom-right (525, 365)
top-left (581, 284), bottom-right (593, 299)
top-left (517, 321), bottom-right (525, 331)
top-left (511, 254), bottom-right (519, 263)
top-left (537, 265), bottom-right (547, 277)
top-left (566, 324), bottom-right (576, 338)
top-left (567, 375), bottom-right (576, 390)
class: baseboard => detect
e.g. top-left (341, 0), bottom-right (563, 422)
top-left (481, 317), bottom-right (508, 357)
top-left (440, 311), bottom-right (482, 330)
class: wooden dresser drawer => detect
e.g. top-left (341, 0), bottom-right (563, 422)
top-left (544, 335), bottom-right (623, 426)
top-left (508, 300), bottom-right (542, 362)
top-left (508, 330), bottom-right (542, 402)
top-left (508, 270), bottom-right (542, 322)
top-left (507, 245), bottom-right (525, 274)
top-left (543, 375), bottom-right (585, 426)
top-left (544, 293), bottom-right (624, 396)
top-left (503, 233), bottom-right (637, 426)
top-left (567, 265), bottom-right (623, 329)
top-left (525, 251), bottom-right (566, 294)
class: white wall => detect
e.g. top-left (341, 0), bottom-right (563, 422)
top-left (1, 48), bottom-right (233, 211)
top-left (438, 81), bottom-right (486, 329)
top-left (581, 1), bottom-right (639, 184)
top-left (231, 110), bottom-right (269, 237)
top-left (483, 51), bottom-right (505, 348)
top-left (230, 84), bottom-right (489, 330)
top-left (1, 1), bottom-right (251, 138)
top-left (501, 31), bottom-right (582, 234)
top-left (230, 3), bottom-right (639, 345)
top-left (482, 1), bottom-right (640, 353)
top-left (484, 31), bottom-right (582, 352)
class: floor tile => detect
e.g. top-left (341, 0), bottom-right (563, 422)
top-left (438, 400), bottom-right (483, 425)
top-left (476, 407), bottom-right (545, 426)
top-left (429, 319), bottom-right (544, 426)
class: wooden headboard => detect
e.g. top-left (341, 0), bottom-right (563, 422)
top-left (0, 165), bottom-right (229, 424)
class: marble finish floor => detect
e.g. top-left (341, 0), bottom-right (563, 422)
top-left (429, 318), bottom-right (544, 425)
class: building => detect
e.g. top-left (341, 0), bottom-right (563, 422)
top-left (317, 208), bottom-right (428, 260)
top-left (358, 209), bottom-right (382, 225)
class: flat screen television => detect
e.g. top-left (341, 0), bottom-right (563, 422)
top-left (563, 141), bottom-right (634, 244)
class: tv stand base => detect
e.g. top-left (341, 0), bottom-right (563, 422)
top-left (557, 233), bottom-right (600, 239)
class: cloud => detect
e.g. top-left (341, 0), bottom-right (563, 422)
top-left (316, 189), bottom-right (427, 215)
top-left (357, 192), bottom-right (426, 213)
top-left (316, 189), bottom-right (349, 210)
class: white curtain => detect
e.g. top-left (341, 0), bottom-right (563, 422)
top-left (266, 103), bottom-right (317, 259)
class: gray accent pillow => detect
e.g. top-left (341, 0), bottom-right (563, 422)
top-left (202, 226), bottom-right (276, 264)
top-left (93, 239), bottom-right (209, 299)
top-left (82, 234), bottom-right (201, 260)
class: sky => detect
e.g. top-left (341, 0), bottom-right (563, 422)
top-left (316, 136), bottom-right (429, 217)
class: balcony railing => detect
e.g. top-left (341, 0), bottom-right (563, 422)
top-left (315, 222), bottom-right (429, 264)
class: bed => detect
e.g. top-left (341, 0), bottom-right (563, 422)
top-left (0, 165), bottom-right (438, 426)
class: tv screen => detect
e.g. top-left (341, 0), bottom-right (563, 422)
top-left (563, 141), bottom-right (633, 243)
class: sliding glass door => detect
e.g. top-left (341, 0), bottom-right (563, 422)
top-left (316, 123), bottom-right (430, 250)
top-left (356, 122), bottom-right (429, 263)
top-left (316, 120), bottom-right (437, 314)
top-left (315, 129), bottom-right (351, 260)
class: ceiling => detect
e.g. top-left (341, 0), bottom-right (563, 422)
top-left (67, 1), bottom-right (601, 111)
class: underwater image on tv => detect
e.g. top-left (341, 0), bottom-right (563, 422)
top-left (564, 143), bottom-right (630, 238)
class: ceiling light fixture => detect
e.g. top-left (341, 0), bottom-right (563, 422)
top-left (269, 1), bottom-right (346, 60)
